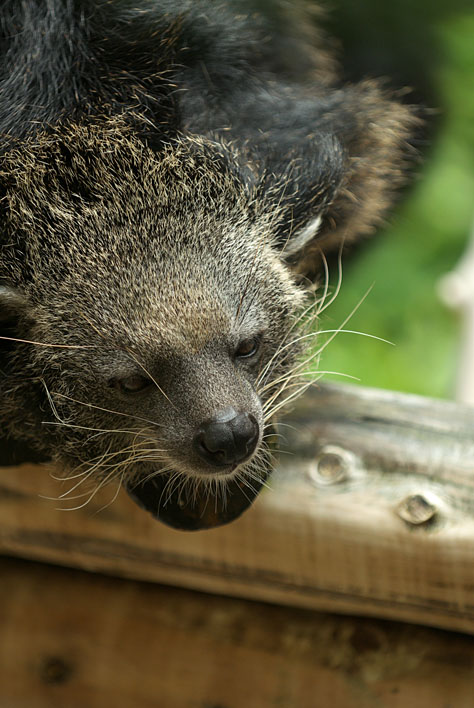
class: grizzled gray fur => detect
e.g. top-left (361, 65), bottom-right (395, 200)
top-left (0, 1), bottom-right (415, 528)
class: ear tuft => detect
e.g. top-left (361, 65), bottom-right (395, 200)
top-left (283, 214), bottom-right (323, 258)
top-left (260, 82), bottom-right (417, 278)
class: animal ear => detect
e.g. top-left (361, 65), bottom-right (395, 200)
top-left (266, 82), bottom-right (416, 276)
top-left (283, 214), bottom-right (324, 258)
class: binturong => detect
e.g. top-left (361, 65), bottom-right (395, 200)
top-left (0, 1), bottom-right (416, 530)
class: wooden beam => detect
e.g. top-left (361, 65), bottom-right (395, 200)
top-left (1, 383), bottom-right (474, 634)
top-left (2, 556), bottom-right (474, 708)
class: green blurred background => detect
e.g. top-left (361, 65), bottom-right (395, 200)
top-left (314, 0), bottom-right (474, 399)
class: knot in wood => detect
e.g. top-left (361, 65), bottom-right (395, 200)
top-left (40, 656), bottom-right (74, 685)
top-left (309, 445), bottom-right (351, 486)
top-left (397, 494), bottom-right (437, 526)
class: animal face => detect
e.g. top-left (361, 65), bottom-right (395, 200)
top-left (0, 125), bottom-right (308, 526)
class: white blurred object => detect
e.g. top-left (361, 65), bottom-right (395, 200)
top-left (438, 216), bottom-right (474, 405)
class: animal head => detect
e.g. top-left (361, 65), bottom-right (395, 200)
top-left (0, 61), bottom-right (416, 528)
top-left (0, 0), bottom-right (418, 530)
top-left (0, 119), bottom-right (326, 527)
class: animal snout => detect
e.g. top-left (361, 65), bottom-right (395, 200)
top-left (194, 407), bottom-right (259, 468)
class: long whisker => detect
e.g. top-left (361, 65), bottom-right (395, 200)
top-left (264, 381), bottom-right (313, 420)
top-left (136, 464), bottom-right (175, 486)
top-left (311, 282), bottom-right (376, 357)
top-left (65, 443), bottom-right (166, 478)
top-left (241, 464), bottom-right (272, 492)
top-left (41, 385), bottom-right (158, 442)
top-left (125, 348), bottom-right (176, 409)
top-left (259, 368), bottom-right (359, 395)
top-left (93, 470), bottom-right (125, 516)
top-left (255, 243), bottom-right (338, 387)
top-left (48, 431), bottom-right (165, 495)
top-left (49, 444), bottom-right (137, 481)
top-left (160, 470), bottom-right (185, 508)
top-left (53, 443), bottom-right (160, 508)
top-left (255, 297), bottom-right (322, 387)
top-left (42, 420), bottom-right (153, 437)
top-left (261, 284), bottom-right (390, 411)
top-left (316, 248), bottom-right (330, 314)
top-left (79, 312), bottom-right (175, 409)
top-left (257, 325), bottom-right (392, 391)
top-left (0, 335), bottom-right (94, 349)
top-left (266, 420), bottom-right (299, 433)
top-left (56, 466), bottom-right (121, 511)
top-left (49, 391), bottom-right (166, 429)
top-left (316, 239), bottom-right (345, 315)
top-left (312, 327), bottom-right (393, 345)
top-left (41, 463), bottom-right (99, 500)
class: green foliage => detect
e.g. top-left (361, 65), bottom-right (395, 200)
top-left (318, 4), bottom-right (474, 398)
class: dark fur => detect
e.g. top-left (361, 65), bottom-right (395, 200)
top-left (0, 1), bottom-right (416, 522)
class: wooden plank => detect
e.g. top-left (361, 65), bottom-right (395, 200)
top-left (1, 383), bottom-right (474, 634)
top-left (1, 556), bottom-right (474, 708)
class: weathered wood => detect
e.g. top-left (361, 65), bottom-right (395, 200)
top-left (2, 556), bottom-right (474, 708)
top-left (1, 383), bottom-right (474, 633)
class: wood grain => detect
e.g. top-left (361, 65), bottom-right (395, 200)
top-left (1, 383), bottom-right (474, 634)
top-left (1, 556), bottom-right (474, 708)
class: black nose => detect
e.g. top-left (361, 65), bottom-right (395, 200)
top-left (194, 407), bottom-right (259, 468)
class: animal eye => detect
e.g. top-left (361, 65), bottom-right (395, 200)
top-left (235, 336), bottom-right (260, 359)
top-left (109, 374), bottom-right (153, 394)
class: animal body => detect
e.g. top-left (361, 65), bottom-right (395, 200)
top-left (0, 1), bottom-right (415, 529)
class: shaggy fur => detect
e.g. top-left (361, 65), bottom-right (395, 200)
top-left (0, 1), bottom-right (416, 525)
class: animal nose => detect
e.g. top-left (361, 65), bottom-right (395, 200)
top-left (194, 407), bottom-right (259, 468)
